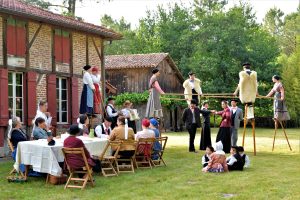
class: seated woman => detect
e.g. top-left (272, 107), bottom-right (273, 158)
top-left (33, 117), bottom-right (53, 141)
top-left (109, 116), bottom-right (135, 158)
top-left (149, 118), bottom-right (162, 160)
top-left (64, 125), bottom-right (100, 172)
top-left (136, 119), bottom-right (155, 141)
top-left (78, 114), bottom-right (89, 136)
top-left (10, 117), bottom-right (28, 172)
top-left (227, 146), bottom-right (244, 171)
top-left (202, 141), bottom-right (228, 173)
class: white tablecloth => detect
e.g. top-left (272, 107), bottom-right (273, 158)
top-left (14, 137), bottom-right (109, 176)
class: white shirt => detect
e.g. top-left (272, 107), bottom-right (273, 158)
top-left (83, 72), bottom-right (95, 90)
top-left (201, 154), bottom-right (211, 166)
top-left (91, 74), bottom-right (100, 85)
top-left (226, 155), bottom-right (237, 166)
top-left (189, 80), bottom-right (195, 89)
top-left (121, 108), bottom-right (131, 118)
top-left (106, 104), bottom-right (118, 117)
top-left (231, 106), bottom-right (237, 114)
top-left (241, 153), bottom-right (250, 168)
top-left (136, 129), bottom-right (155, 141)
top-left (95, 123), bottom-right (112, 139)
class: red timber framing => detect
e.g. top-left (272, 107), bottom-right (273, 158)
top-left (47, 74), bottom-right (57, 135)
top-left (70, 77), bottom-right (79, 124)
top-left (25, 71), bottom-right (37, 126)
top-left (0, 69), bottom-right (9, 147)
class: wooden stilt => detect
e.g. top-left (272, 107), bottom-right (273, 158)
top-left (279, 120), bottom-right (292, 151)
top-left (242, 105), bottom-right (248, 147)
top-left (272, 120), bottom-right (278, 151)
top-left (272, 119), bottom-right (292, 151)
top-left (242, 104), bottom-right (256, 155)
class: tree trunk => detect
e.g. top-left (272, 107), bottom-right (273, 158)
top-left (68, 0), bottom-right (76, 16)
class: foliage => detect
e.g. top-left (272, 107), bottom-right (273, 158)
top-left (279, 36), bottom-right (300, 125)
top-left (113, 91), bottom-right (186, 109)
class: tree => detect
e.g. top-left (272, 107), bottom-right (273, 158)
top-left (25, 0), bottom-right (107, 17)
top-left (263, 7), bottom-right (284, 37)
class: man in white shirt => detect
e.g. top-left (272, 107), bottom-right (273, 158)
top-left (106, 97), bottom-right (119, 129)
top-left (136, 119), bottom-right (155, 141)
top-left (95, 117), bottom-right (113, 139)
top-left (32, 100), bottom-right (52, 137)
top-left (183, 72), bottom-right (203, 106)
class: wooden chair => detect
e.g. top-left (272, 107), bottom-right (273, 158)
top-left (152, 136), bottom-right (168, 167)
top-left (62, 147), bottom-right (95, 190)
top-left (134, 138), bottom-right (155, 169)
top-left (99, 141), bottom-right (121, 177)
top-left (7, 138), bottom-right (25, 177)
top-left (117, 140), bottom-right (137, 173)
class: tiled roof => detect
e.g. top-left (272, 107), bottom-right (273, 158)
top-left (105, 53), bottom-right (169, 69)
top-left (105, 53), bottom-right (184, 81)
top-left (0, 0), bottom-right (122, 40)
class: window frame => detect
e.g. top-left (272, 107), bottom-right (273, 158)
top-left (56, 77), bottom-right (68, 124)
top-left (8, 72), bottom-right (24, 122)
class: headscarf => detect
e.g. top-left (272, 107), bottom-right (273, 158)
top-left (214, 141), bottom-right (225, 155)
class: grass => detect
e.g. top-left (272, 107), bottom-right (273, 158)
top-left (0, 128), bottom-right (300, 200)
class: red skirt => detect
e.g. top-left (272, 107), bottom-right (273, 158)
top-left (93, 84), bottom-right (102, 114)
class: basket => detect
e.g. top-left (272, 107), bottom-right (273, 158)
top-left (7, 176), bottom-right (27, 183)
top-left (47, 174), bottom-right (67, 185)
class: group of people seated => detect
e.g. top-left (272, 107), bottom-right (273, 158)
top-left (201, 141), bottom-right (250, 173)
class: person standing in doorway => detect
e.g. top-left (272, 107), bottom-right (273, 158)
top-left (230, 99), bottom-right (243, 146)
top-left (182, 99), bottom-right (201, 153)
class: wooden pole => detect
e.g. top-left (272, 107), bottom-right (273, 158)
top-left (272, 120), bottom-right (278, 151)
top-left (242, 104), bottom-right (248, 147)
top-left (252, 119), bottom-right (256, 156)
top-left (279, 120), bottom-right (292, 151)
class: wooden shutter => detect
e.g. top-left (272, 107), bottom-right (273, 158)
top-left (47, 74), bottom-right (57, 125)
top-left (26, 72), bottom-right (37, 126)
top-left (0, 69), bottom-right (9, 126)
top-left (7, 18), bottom-right (16, 55)
top-left (71, 77), bottom-right (79, 124)
top-left (62, 31), bottom-right (70, 64)
top-left (54, 29), bottom-right (62, 63)
top-left (16, 21), bottom-right (26, 57)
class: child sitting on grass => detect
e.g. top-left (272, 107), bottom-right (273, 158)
top-left (202, 141), bottom-right (228, 173)
top-left (226, 146), bottom-right (244, 171)
top-left (238, 146), bottom-right (250, 168)
top-left (202, 146), bottom-right (214, 168)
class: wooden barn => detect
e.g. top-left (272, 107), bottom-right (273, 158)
top-left (0, 0), bottom-right (121, 156)
top-left (105, 53), bottom-right (185, 131)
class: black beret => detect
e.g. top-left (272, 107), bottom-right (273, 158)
top-left (83, 65), bottom-right (92, 71)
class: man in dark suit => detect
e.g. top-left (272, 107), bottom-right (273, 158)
top-left (182, 99), bottom-right (201, 153)
top-left (230, 99), bottom-right (243, 146)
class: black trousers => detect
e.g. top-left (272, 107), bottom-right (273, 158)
top-left (192, 89), bottom-right (199, 106)
top-left (187, 123), bottom-right (197, 151)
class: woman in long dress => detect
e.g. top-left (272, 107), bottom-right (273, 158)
top-left (146, 68), bottom-right (165, 118)
top-left (199, 102), bottom-right (214, 150)
top-left (266, 75), bottom-right (290, 121)
top-left (91, 66), bottom-right (102, 114)
top-left (215, 100), bottom-right (231, 154)
top-left (80, 65), bottom-right (95, 115)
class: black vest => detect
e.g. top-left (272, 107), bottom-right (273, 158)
top-left (231, 111), bottom-right (236, 126)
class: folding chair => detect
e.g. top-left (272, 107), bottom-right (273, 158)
top-left (152, 136), bottom-right (168, 167)
top-left (62, 147), bottom-right (95, 190)
top-left (99, 141), bottom-right (121, 177)
top-left (117, 140), bottom-right (137, 173)
top-left (134, 138), bottom-right (155, 169)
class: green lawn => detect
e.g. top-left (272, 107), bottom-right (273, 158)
top-left (0, 128), bottom-right (299, 200)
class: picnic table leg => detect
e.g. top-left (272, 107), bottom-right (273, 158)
top-left (24, 165), bottom-right (29, 180)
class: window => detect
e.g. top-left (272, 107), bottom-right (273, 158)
top-left (56, 78), bottom-right (68, 123)
top-left (8, 72), bottom-right (23, 121)
top-left (54, 29), bottom-right (70, 64)
top-left (7, 17), bottom-right (26, 57)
